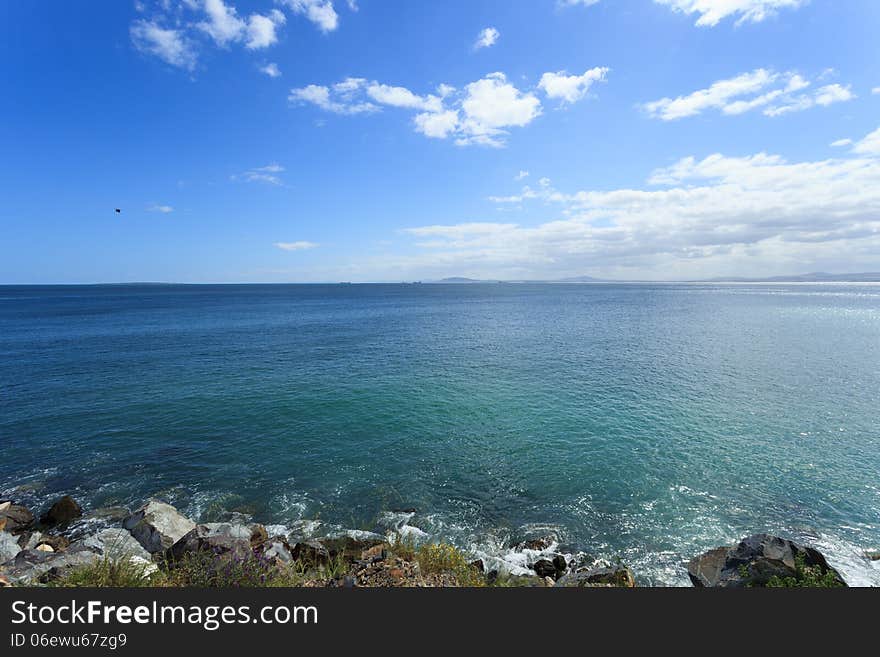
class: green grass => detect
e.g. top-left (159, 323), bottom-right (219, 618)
top-left (416, 543), bottom-right (485, 587)
top-left (48, 557), bottom-right (156, 588)
top-left (765, 554), bottom-right (844, 588)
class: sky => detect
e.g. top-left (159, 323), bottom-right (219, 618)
top-left (1, 0), bottom-right (879, 283)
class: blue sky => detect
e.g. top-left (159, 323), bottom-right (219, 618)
top-left (1, 0), bottom-right (879, 283)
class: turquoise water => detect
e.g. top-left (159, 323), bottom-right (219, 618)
top-left (1, 283), bottom-right (879, 585)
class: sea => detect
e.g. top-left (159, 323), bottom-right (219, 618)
top-left (1, 282), bottom-right (878, 585)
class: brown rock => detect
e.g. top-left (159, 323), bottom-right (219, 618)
top-left (0, 504), bottom-right (34, 534)
top-left (40, 496), bottom-right (82, 526)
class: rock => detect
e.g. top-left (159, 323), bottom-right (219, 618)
top-left (123, 500), bottom-right (196, 553)
top-left (36, 544), bottom-right (54, 553)
top-left (165, 523), bottom-right (253, 564)
top-left (543, 576), bottom-right (556, 587)
top-left (319, 535), bottom-right (385, 561)
top-left (469, 559), bottom-right (485, 574)
top-left (32, 534), bottom-right (70, 552)
top-left (486, 569), bottom-right (499, 585)
top-left (291, 540), bottom-right (330, 566)
top-left (1, 531), bottom-right (21, 563)
top-left (79, 528), bottom-right (152, 563)
top-left (533, 559), bottom-right (558, 578)
top-left (687, 534), bottom-right (846, 588)
top-left (552, 554), bottom-right (567, 574)
top-left (40, 495), bottom-right (82, 526)
top-left (555, 565), bottom-right (636, 588)
top-left (1, 545), bottom-right (101, 585)
top-left (0, 504), bottom-right (34, 534)
top-left (260, 539), bottom-right (293, 565)
top-left (515, 535), bottom-right (556, 552)
top-left (249, 524), bottom-right (269, 547)
top-left (360, 543), bottom-right (387, 562)
top-left (866, 551), bottom-right (880, 561)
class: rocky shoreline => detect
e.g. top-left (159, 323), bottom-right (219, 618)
top-left (0, 495), bottom-right (859, 587)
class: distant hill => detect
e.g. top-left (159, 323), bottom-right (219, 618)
top-left (701, 272), bottom-right (880, 283)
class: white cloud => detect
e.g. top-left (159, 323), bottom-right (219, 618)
top-left (474, 27), bottom-right (500, 50)
top-left (130, 20), bottom-right (197, 70)
top-left (366, 83), bottom-right (443, 112)
top-left (653, 0), bottom-right (807, 27)
top-left (539, 67), bottom-right (609, 104)
top-left (235, 163), bottom-right (286, 185)
top-left (559, 0), bottom-right (601, 6)
top-left (457, 73), bottom-right (542, 146)
top-left (246, 10), bottom-right (286, 49)
top-left (396, 132), bottom-right (880, 280)
top-left (148, 204), bottom-right (174, 213)
top-left (279, 0), bottom-right (339, 32)
top-left (275, 241), bottom-right (319, 251)
top-left (198, 0), bottom-right (246, 46)
top-left (853, 126), bottom-right (880, 156)
top-left (414, 110), bottom-right (460, 139)
top-left (644, 69), bottom-right (854, 120)
top-left (289, 82), bottom-right (378, 114)
top-left (260, 62), bottom-right (282, 77)
top-left (873, 87), bottom-right (880, 95)
top-left (764, 83), bottom-right (855, 116)
top-left (515, 170), bottom-right (530, 180)
top-left (291, 70), bottom-right (591, 147)
top-left (830, 138), bottom-right (853, 147)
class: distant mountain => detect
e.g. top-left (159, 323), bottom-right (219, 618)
top-left (554, 275), bottom-right (605, 283)
top-left (426, 275), bottom-right (606, 283)
top-left (427, 277), bottom-right (497, 283)
top-left (701, 272), bottom-right (880, 283)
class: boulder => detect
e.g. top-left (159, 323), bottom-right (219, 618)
top-left (249, 524), bottom-right (268, 547)
top-left (555, 565), bottom-right (636, 588)
top-left (165, 523), bottom-right (253, 564)
top-left (319, 535), bottom-right (385, 561)
top-left (533, 559), bottom-right (558, 578)
top-left (40, 495), bottom-right (82, 526)
top-left (260, 538), bottom-right (293, 565)
top-left (1, 531), bottom-right (21, 564)
top-left (687, 534), bottom-right (846, 588)
top-left (79, 528), bottom-right (152, 563)
top-left (123, 500), bottom-right (196, 553)
top-left (1, 545), bottom-right (101, 585)
top-left (515, 535), bottom-right (556, 552)
top-left (552, 554), bottom-right (568, 574)
top-left (0, 504), bottom-right (34, 534)
top-left (469, 559), bottom-right (485, 574)
top-left (291, 540), bottom-right (330, 566)
top-left (20, 533), bottom-right (70, 552)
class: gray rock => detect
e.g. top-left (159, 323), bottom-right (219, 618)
top-left (1, 532), bottom-right (21, 564)
top-left (79, 528), bottom-right (152, 563)
top-left (555, 565), bottom-right (636, 587)
top-left (0, 504), bottom-right (34, 534)
top-left (123, 500), bottom-right (196, 553)
top-left (40, 495), bottom-right (82, 526)
top-left (165, 523), bottom-right (253, 564)
top-left (260, 539), bottom-right (293, 564)
top-left (687, 534), bottom-right (846, 588)
top-left (1, 545), bottom-right (101, 585)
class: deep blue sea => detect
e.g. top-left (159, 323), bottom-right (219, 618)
top-left (1, 283), bottom-right (879, 585)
